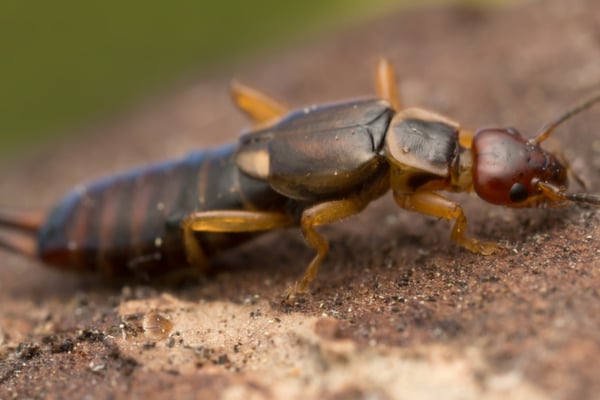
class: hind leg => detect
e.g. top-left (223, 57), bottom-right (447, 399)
top-left (181, 210), bottom-right (295, 267)
top-left (230, 81), bottom-right (288, 126)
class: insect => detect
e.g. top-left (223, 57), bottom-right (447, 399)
top-left (1, 59), bottom-right (599, 297)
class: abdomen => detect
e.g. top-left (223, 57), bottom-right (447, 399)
top-left (37, 144), bottom-right (286, 278)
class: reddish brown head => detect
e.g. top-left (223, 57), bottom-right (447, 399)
top-left (472, 92), bottom-right (600, 208)
top-left (472, 128), bottom-right (567, 207)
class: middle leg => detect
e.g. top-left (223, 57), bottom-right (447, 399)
top-left (291, 197), bottom-right (371, 297)
top-left (375, 58), bottom-right (402, 110)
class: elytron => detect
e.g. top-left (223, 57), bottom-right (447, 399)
top-left (1, 59), bottom-right (598, 296)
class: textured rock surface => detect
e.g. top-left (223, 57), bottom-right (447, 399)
top-left (1, 1), bottom-right (599, 398)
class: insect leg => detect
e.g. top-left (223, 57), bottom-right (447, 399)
top-left (458, 129), bottom-right (475, 149)
top-left (393, 191), bottom-right (497, 254)
top-left (182, 210), bottom-right (295, 266)
top-left (291, 197), bottom-right (370, 297)
top-left (230, 81), bottom-right (288, 125)
top-left (375, 58), bottom-right (402, 110)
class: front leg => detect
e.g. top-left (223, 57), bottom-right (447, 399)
top-left (393, 191), bottom-right (497, 254)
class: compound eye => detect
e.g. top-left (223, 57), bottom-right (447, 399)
top-left (509, 182), bottom-right (529, 203)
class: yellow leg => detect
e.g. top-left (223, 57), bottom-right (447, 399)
top-left (375, 58), bottom-right (402, 110)
top-left (181, 210), bottom-right (295, 266)
top-left (289, 197), bottom-right (370, 298)
top-left (458, 128), bottom-right (474, 149)
top-left (185, 210), bottom-right (294, 232)
top-left (230, 81), bottom-right (288, 126)
top-left (393, 191), bottom-right (497, 254)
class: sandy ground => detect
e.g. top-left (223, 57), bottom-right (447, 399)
top-left (1, 0), bottom-right (600, 399)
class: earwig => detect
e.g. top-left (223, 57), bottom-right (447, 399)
top-left (1, 59), bottom-right (599, 296)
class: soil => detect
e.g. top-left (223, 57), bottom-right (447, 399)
top-left (1, 0), bottom-right (600, 399)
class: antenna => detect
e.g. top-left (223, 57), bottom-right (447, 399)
top-left (533, 91), bottom-right (600, 144)
top-left (565, 192), bottom-right (600, 206)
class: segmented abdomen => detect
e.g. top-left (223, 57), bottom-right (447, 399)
top-left (37, 144), bottom-right (286, 278)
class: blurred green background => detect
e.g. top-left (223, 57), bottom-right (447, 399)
top-left (0, 0), bottom-right (504, 159)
